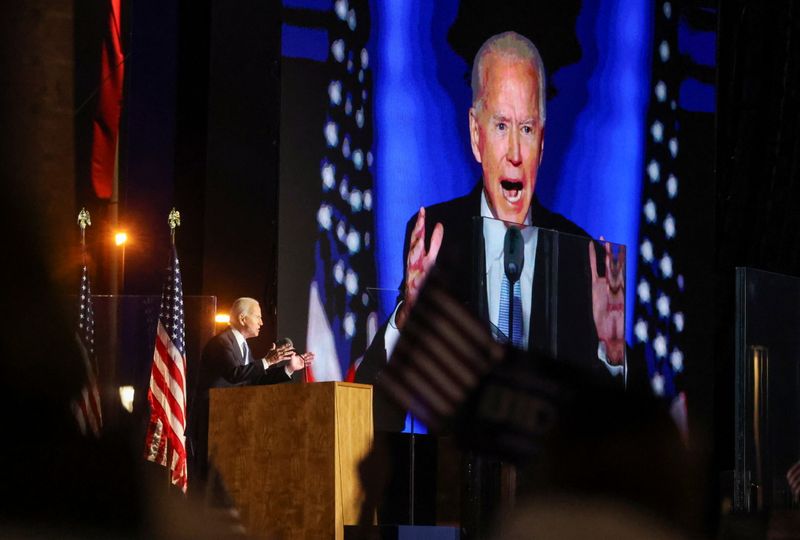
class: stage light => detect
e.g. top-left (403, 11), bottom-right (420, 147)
top-left (119, 385), bottom-right (135, 413)
top-left (363, 189), bottom-right (372, 210)
top-left (360, 48), bottom-right (369, 68)
top-left (115, 231), bottom-right (128, 246)
top-left (215, 313), bottom-right (230, 324)
top-left (339, 175), bottom-right (349, 199)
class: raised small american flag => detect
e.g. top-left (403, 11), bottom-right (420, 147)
top-left (144, 244), bottom-right (188, 492)
top-left (71, 262), bottom-right (103, 437)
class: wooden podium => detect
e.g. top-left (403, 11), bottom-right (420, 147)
top-left (209, 382), bottom-right (374, 539)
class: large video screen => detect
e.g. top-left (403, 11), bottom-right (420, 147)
top-left (277, 0), bottom-right (715, 437)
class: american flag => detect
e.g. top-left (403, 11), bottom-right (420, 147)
top-left (304, 0), bottom-right (378, 382)
top-left (143, 245), bottom-right (188, 492)
top-left (71, 262), bottom-right (103, 437)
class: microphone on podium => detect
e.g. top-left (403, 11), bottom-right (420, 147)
top-left (503, 226), bottom-right (524, 346)
top-left (276, 337), bottom-right (311, 382)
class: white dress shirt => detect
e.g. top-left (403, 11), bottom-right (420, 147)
top-left (230, 327), bottom-right (294, 376)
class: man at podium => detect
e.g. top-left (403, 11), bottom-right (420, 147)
top-left (189, 297), bottom-right (314, 486)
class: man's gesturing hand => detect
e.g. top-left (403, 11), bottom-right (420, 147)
top-left (396, 207), bottom-right (443, 329)
top-left (589, 238), bottom-right (626, 365)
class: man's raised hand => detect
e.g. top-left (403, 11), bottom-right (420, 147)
top-left (589, 238), bottom-right (626, 365)
top-left (396, 207), bottom-right (443, 329)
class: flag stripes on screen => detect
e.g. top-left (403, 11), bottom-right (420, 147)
top-left (72, 262), bottom-right (103, 437)
top-left (378, 271), bottom-right (505, 431)
top-left (144, 245), bottom-right (188, 492)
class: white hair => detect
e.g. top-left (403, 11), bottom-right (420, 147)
top-left (471, 31), bottom-right (547, 124)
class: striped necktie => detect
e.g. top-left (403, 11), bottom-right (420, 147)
top-left (241, 340), bottom-right (250, 365)
top-left (498, 274), bottom-right (523, 348)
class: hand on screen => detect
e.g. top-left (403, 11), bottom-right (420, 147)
top-left (589, 238), bottom-right (625, 365)
top-left (397, 207), bottom-right (443, 329)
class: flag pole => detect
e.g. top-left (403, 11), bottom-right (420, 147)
top-left (168, 207), bottom-right (181, 247)
top-left (78, 207), bottom-right (91, 259)
top-left (168, 207), bottom-right (180, 490)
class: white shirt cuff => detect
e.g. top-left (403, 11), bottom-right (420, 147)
top-left (384, 302), bottom-right (403, 361)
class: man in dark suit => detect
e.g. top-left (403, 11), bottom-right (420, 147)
top-left (189, 297), bottom-right (314, 487)
top-left (356, 31), bottom-right (630, 430)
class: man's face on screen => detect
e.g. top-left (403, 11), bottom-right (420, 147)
top-left (469, 54), bottom-right (544, 225)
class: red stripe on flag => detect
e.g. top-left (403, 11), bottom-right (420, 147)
top-left (149, 356), bottom-right (186, 429)
top-left (155, 331), bottom-right (186, 396)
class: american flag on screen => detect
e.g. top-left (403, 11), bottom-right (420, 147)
top-left (304, 0), bottom-right (378, 382)
top-left (143, 245), bottom-right (188, 492)
top-left (71, 262), bottom-right (103, 437)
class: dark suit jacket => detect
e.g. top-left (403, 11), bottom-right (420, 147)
top-left (188, 328), bottom-right (292, 484)
top-left (356, 182), bottom-right (627, 431)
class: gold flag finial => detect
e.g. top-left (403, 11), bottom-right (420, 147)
top-left (168, 208), bottom-right (181, 230)
top-left (78, 208), bottom-right (92, 230)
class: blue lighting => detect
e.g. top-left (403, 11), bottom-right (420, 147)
top-left (371, 0), bottom-right (652, 346)
top-left (281, 24), bottom-right (329, 62)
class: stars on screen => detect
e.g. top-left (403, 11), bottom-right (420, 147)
top-left (634, 0), bottom-right (686, 401)
top-left (312, 0), bottom-right (377, 375)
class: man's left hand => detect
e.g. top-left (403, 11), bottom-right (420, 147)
top-left (589, 239), bottom-right (625, 365)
